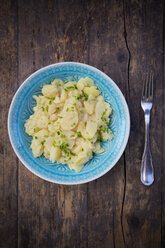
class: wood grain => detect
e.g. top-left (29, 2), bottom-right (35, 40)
top-left (87, 1), bottom-right (128, 247)
top-left (0, 1), bottom-right (18, 248)
top-left (18, 0), bottom-right (88, 247)
top-left (0, 0), bottom-right (165, 247)
top-left (123, 0), bottom-right (164, 247)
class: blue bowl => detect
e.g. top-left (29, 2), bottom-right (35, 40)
top-left (8, 62), bottom-right (130, 184)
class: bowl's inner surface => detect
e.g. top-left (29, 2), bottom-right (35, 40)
top-left (9, 63), bottom-right (129, 183)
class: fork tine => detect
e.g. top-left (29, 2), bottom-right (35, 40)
top-left (150, 74), bottom-right (153, 98)
top-left (143, 73), bottom-right (149, 97)
top-left (142, 74), bottom-right (147, 97)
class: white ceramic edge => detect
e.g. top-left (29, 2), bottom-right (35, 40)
top-left (8, 62), bottom-right (130, 185)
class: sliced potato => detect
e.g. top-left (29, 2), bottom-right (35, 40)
top-left (61, 104), bottom-right (78, 130)
top-left (83, 86), bottom-right (100, 97)
top-left (30, 139), bottom-right (44, 157)
top-left (25, 76), bottom-right (113, 172)
top-left (50, 146), bottom-right (61, 162)
top-left (86, 120), bottom-right (97, 138)
top-left (84, 101), bottom-right (95, 115)
top-left (42, 85), bottom-right (57, 97)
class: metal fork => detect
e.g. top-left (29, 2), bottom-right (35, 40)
top-left (141, 73), bottom-right (154, 186)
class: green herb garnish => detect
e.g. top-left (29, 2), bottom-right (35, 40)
top-left (41, 140), bottom-right (46, 145)
top-left (34, 127), bottom-right (39, 133)
top-left (77, 132), bottom-right (82, 138)
top-left (70, 135), bottom-right (75, 138)
top-left (69, 150), bottom-right (76, 156)
top-left (83, 92), bottom-right (88, 100)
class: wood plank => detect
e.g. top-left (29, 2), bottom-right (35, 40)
top-left (87, 0), bottom-right (128, 247)
top-left (18, 0), bottom-right (88, 247)
top-left (162, 2), bottom-right (165, 246)
top-left (0, 1), bottom-right (18, 248)
top-left (123, 0), bottom-right (164, 247)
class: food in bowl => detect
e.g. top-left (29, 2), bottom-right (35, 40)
top-left (25, 76), bottom-right (113, 172)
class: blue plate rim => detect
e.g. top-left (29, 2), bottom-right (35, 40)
top-left (8, 62), bottom-right (130, 185)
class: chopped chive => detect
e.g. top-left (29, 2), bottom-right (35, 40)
top-left (69, 157), bottom-right (71, 160)
top-left (51, 79), bottom-right (54, 83)
top-left (70, 135), bottom-right (75, 138)
top-left (73, 103), bottom-right (76, 106)
top-left (42, 107), bottom-right (45, 111)
top-left (35, 136), bottom-right (38, 139)
top-left (44, 135), bottom-right (48, 138)
top-left (58, 140), bottom-right (61, 144)
top-left (66, 107), bottom-right (69, 112)
top-left (70, 150), bottom-right (76, 156)
top-left (81, 148), bottom-right (84, 152)
top-left (34, 127), bottom-right (39, 133)
top-left (102, 127), bottom-right (106, 133)
top-left (49, 100), bottom-right (52, 105)
top-left (97, 136), bottom-right (101, 142)
top-left (58, 116), bottom-right (63, 119)
top-left (53, 141), bottom-right (56, 147)
top-left (51, 133), bottom-right (55, 137)
top-left (88, 138), bottom-right (91, 141)
top-left (55, 107), bottom-right (59, 112)
top-left (102, 111), bottom-right (105, 116)
top-left (72, 123), bottom-right (76, 127)
top-left (57, 131), bottom-right (60, 135)
top-left (51, 97), bottom-right (55, 100)
top-left (99, 125), bottom-right (103, 129)
top-left (41, 140), bottom-right (46, 145)
top-left (77, 132), bottom-right (82, 138)
top-left (83, 92), bottom-right (88, 100)
top-left (46, 106), bottom-right (49, 112)
top-left (74, 84), bottom-right (78, 89)
top-left (57, 122), bottom-right (60, 124)
top-left (80, 110), bottom-right (84, 113)
top-left (48, 122), bottom-right (51, 125)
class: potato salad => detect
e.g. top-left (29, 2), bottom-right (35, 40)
top-left (25, 77), bottom-right (113, 172)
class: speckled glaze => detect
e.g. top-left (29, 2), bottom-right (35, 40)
top-left (8, 62), bottom-right (130, 185)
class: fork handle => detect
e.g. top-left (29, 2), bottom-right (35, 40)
top-left (141, 110), bottom-right (154, 186)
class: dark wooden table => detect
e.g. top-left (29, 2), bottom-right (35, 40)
top-left (0, 0), bottom-right (165, 247)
